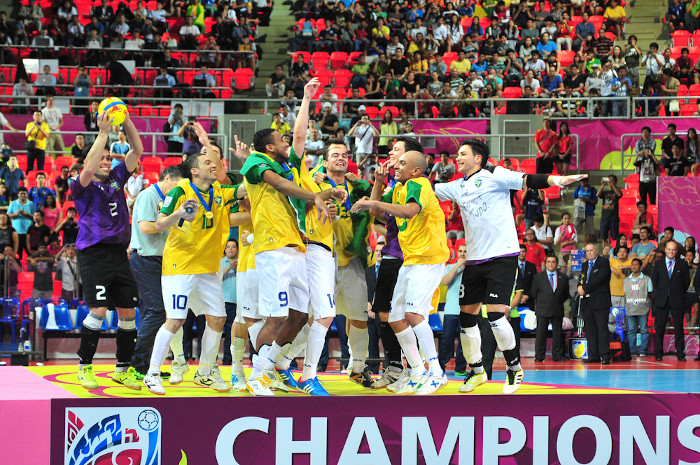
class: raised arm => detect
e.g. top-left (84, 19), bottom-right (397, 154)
top-left (293, 77), bottom-right (320, 157)
top-left (79, 112), bottom-right (112, 187)
top-left (122, 113), bottom-right (143, 173)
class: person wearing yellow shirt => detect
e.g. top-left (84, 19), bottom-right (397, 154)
top-left (25, 111), bottom-right (50, 173)
top-left (449, 50), bottom-right (472, 76)
top-left (271, 113), bottom-right (291, 135)
top-left (610, 245), bottom-right (632, 307)
top-left (238, 120), bottom-right (346, 396)
top-left (604, 0), bottom-right (626, 40)
top-left (371, 17), bottom-right (391, 45)
top-left (353, 150), bottom-right (450, 395)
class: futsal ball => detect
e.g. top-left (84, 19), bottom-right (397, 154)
top-left (98, 97), bottom-right (128, 126)
top-left (138, 409), bottom-right (159, 431)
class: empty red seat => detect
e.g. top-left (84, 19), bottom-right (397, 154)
top-left (232, 68), bottom-right (254, 91)
top-left (310, 52), bottom-right (330, 69)
top-left (333, 69), bottom-right (352, 88)
top-left (330, 51), bottom-right (349, 69)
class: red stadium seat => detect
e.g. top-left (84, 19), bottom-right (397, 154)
top-left (333, 69), bottom-right (352, 88)
top-left (503, 87), bottom-right (522, 99)
top-left (309, 68), bottom-right (332, 87)
top-left (557, 50), bottom-right (575, 68)
top-left (364, 106), bottom-right (379, 119)
top-left (310, 52), bottom-right (330, 69)
top-left (232, 68), bottom-right (255, 91)
top-left (672, 30), bottom-right (691, 47)
top-left (141, 157), bottom-right (163, 174)
top-left (330, 51), bottom-right (349, 69)
top-left (164, 157), bottom-right (182, 168)
top-left (381, 106), bottom-right (400, 119)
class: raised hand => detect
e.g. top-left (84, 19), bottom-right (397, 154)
top-left (330, 187), bottom-right (348, 203)
top-left (231, 135), bottom-right (251, 160)
top-left (96, 111), bottom-right (114, 133)
top-left (558, 174), bottom-right (588, 187)
top-left (304, 77), bottom-right (321, 99)
top-left (351, 196), bottom-right (373, 213)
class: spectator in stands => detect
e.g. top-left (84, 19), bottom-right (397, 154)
top-left (102, 58), bottom-right (134, 98)
top-left (429, 151), bottom-right (455, 185)
top-left (25, 111), bottom-right (50, 173)
top-left (0, 245), bottom-right (21, 298)
top-left (53, 165), bottom-right (70, 204)
top-left (304, 128), bottom-right (324, 166)
top-left (41, 96), bottom-right (64, 158)
top-left (610, 245), bottom-right (632, 307)
top-left (347, 114), bottom-right (378, 164)
top-left (554, 212), bottom-right (577, 264)
top-left (18, 0), bottom-right (43, 32)
top-left (0, 156), bottom-right (26, 199)
top-left (686, 128), bottom-right (699, 170)
top-left (65, 14), bottom-right (84, 46)
top-left (599, 61), bottom-right (617, 116)
top-left (197, 36), bottom-right (222, 68)
top-left (632, 202), bottom-right (655, 236)
top-left (34, 65), bottom-right (57, 97)
top-left (266, 65), bottom-right (286, 99)
top-left (533, 213), bottom-right (554, 253)
top-left (534, 118), bottom-right (557, 174)
top-left (377, 111), bottom-right (397, 155)
top-left (445, 14), bottom-right (464, 53)
top-left (438, 244), bottom-right (467, 375)
top-left (524, 228), bottom-right (547, 273)
top-left (26, 210), bottom-right (50, 255)
top-left (83, 100), bottom-right (99, 143)
top-left (72, 66), bottom-right (93, 107)
top-left (0, 183), bottom-right (9, 213)
top-left (541, 65), bottom-right (564, 97)
top-left (55, 206), bottom-right (78, 245)
top-left (603, 0), bottom-right (626, 40)
top-left (661, 68), bottom-right (681, 115)
top-left (12, 77), bottom-right (34, 114)
top-left (351, 55), bottom-right (371, 88)
top-left (270, 113), bottom-right (291, 135)
top-left (623, 257), bottom-right (652, 356)
top-left (518, 187), bottom-right (545, 231)
top-left (633, 127), bottom-right (659, 204)
top-left (125, 167), bottom-right (145, 214)
top-left (641, 43), bottom-right (664, 88)
top-left (598, 175), bottom-right (623, 248)
top-left (611, 67), bottom-right (631, 117)
top-left (179, 117), bottom-right (202, 155)
top-left (110, 13), bottom-right (130, 37)
top-left (27, 240), bottom-right (53, 299)
top-left (573, 178), bottom-right (597, 245)
top-left (28, 173), bottom-right (55, 209)
top-left (631, 226), bottom-right (657, 264)
top-left (166, 104), bottom-right (185, 155)
top-left (42, 194), bottom-right (62, 232)
top-left (0, 212), bottom-right (17, 256)
top-left (686, 0), bottom-right (700, 33)
top-left (667, 0), bottom-right (686, 32)
top-left (444, 200), bottom-right (465, 240)
top-left (666, 140), bottom-right (691, 176)
top-left (93, 0), bottom-right (115, 31)
top-left (109, 130), bottom-right (130, 168)
top-left (661, 124), bottom-right (684, 168)
top-left (319, 102), bottom-right (339, 134)
top-left (536, 31), bottom-right (557, 59)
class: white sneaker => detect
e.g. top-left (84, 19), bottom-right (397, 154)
top-left (231, 364), bottom-right (247, 391)
top-left (370, 366), bottom-right (403, 390)
top-left (144, 373), bottom-right (166, 395)
top-left (246, 378), bottom-right (274, 396)
top-left (193, 369), bottom-right (231, 392)
top-left (169, 360), bottom-right (189, 385)
top-left (458, 371), bottom-right (488, 393)
top-left (416, 371), bottom-right (448, 395)
top-left (263, 369), bottom-right (290, 392)
top-left (503, 369), bottom-right (524, 394)
top-left (393, 370), bottom-right (426, 395)
top-left (386, 368), bottom-right (411, 393)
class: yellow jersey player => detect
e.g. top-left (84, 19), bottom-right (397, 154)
top-left (353, 150), bottom-right (450, 395)
top-left (143, 140), bottom-right (239, 395)
top-left (240, 125), bottom-right (346, 396)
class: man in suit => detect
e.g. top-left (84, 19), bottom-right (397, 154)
top-left (517, 243), bottom-right (538, 307)
top-left (578, 242), bottom-right (613, 364)
top-left (651, 240), bottom-right (691, 361)
top-left (531, 255), bottom-right (570, 362)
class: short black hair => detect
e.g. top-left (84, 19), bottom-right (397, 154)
top-left (519, 243), bottom-right (527, 251)
top-left (394, 136), bottom-right (423, 153)
top-left (18, 187), bottom-right (27, 193)
top-left (182, 152), bottom-right (204, 178)
top-left (67, 207), bottom-right (76, 213)
top-left (631, 258), bottom-right (642, 266)
top-left (637, 201), bottom-right (647, 208)
top-left (252, 128), bottom-right (276, 153)
top-left (668, 123), bottom-right (677, 130)
top-left (617, 245), bottom-right (629, 253)
top-left (460, 139), bottom-right (489, 168)
top-left (160, 164), bottom-right (184, 181)
top-left (641, 126), bottom-right (651, 133)
top-left (640, 226), bottom-right (652, 235)
top-left (323, 138), bottom-right (348, 161)
top-left (665, 226), bottom-right (675, 233)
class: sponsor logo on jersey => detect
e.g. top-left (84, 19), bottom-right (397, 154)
top-left (215, 196), bottom-right (222, 205)
top-left (65, 407), bottom-right (162, 465)
top-left (474, 179), bottom-right (482, 188)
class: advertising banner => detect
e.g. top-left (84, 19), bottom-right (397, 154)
top-left (52, 394), bottom-right (700, 465)
top-left (658, 176), bottom-right (700, 239)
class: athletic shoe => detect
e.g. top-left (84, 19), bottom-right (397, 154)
top-left (143, 373), bottom-right (166, 395)
top-left (393, 370), bottom-right (426, 395)
top-left (263, 369), bottom-right (290, 392)
top-left (246, 378), bottom-right (274, 396)
top-left (169, 360), bottom-right (190, 385)
top-left (111, 366), bottom-right (142, 391)
top-left (454, 370), bottom-right (468, 377)
top-left (230, 365), bottom-right (247, 391)
top-left (78, 364), bottom-right (99, 390)
top-left (276, 367), bottom-right (300, 390)
top-left (458, 370), bottom-right (488, 393)
top-left (416, 371), bottom-right (448, 395)
top-left (132, 370), bottom-right (169, 381)
top-left (348, 367), bottom-right (374, 388)
top-left (370, 366), bottom-right (403, 390)
top-left (503, 369), bottom-right (524, 394)
top-left (298, 377), bottom-right (331, 396)
top-left (194, 369), bottom-right (231, 392)
top-left (386, 368), bottom-right (411, 393)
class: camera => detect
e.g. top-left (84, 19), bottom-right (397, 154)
top-left (188, 116), bottom-right (196, 122)
top-left (602, 177), bottom-right (609, 183)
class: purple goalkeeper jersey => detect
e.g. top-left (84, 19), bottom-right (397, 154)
top-left (70, 162), bottom-right (132, 250)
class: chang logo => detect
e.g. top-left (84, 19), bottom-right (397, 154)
top-left (65, 407), bottom-right (162, 465)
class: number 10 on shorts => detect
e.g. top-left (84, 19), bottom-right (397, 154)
top-left (172, 294), bottom-right (188, 310)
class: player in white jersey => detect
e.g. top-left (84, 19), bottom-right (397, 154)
top-left (434, 139), bottom-right (585, 394)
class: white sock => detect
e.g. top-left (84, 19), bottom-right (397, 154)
top-left (348, 325), bottom-right (369, 373)
top-left (460, 325), bottom-right (484, 374)
top-left (250, 345), bottom-right (270, 380)
top-left (301, 321), bottom-right (328, 382)
top-left (231, 337), bottom-right (246, 372)
top-left (148, 326), bottom-right (175, 375)
top-left (248, 320), bottom-right (264, 349)
top-left (395, 327), bottom-right (423, 370)
top-left (198, 323), bottom-right (222, 376)
top-left (264, 341), bottom-right (288, 372)
top-left (277, 323), bottom-right (310, 370)
top-left (170, 327), bottom-right (186, 365)
top-left (413, 320), bottom-right (441, 374)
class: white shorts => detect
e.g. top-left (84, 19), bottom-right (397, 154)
top-left (162, 273), bottom-right (226, 320)
top-left (306, 244), bottom-right (336, 320)
top-left (256, 247), bottom-right (310, 318)
top-left (389, 263), bottom-right (445, 323)
top-left (235, 268), bottom-right (262, 323)
top-left (335, 256), bottom-right (368, 321)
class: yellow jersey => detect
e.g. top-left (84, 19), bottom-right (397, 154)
top-left (161, 179), bottom-right (238, 275)
top-left (382, 177), bottom-right (450, 266)
top-left (232, 205), bottom-right (256, 272)
top-left (240, 152), bottom-right (306, 254)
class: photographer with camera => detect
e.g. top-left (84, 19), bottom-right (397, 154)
top-left (633, 126), bottom-right (659, 205)
top-left (177, 115), bottom-right (202, 155)
top-left (641, 42), bottom-right (664, 88)
top-left (347, 114), bottom-right (378, 164)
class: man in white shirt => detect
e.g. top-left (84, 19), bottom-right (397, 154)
top-left (279, 104), bottom-right (296, 131)
top-left (432, 16), bottom-right (449, 47)
top-left (347, 114), bottom-right (378, 163)
top-left (110, 14), bottom-right (130, 37)
top-left (435, 139), bottom-right (584, 395)
top-left (41, 95), bottom-right (64, 157)
top-left (304, 128), bottom-right (325, 167)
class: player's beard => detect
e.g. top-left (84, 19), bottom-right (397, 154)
top-left (94, 172), bottom-right (109, 182)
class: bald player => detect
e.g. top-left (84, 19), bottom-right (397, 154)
top-left (353, 151), bottom-right (450, 395)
